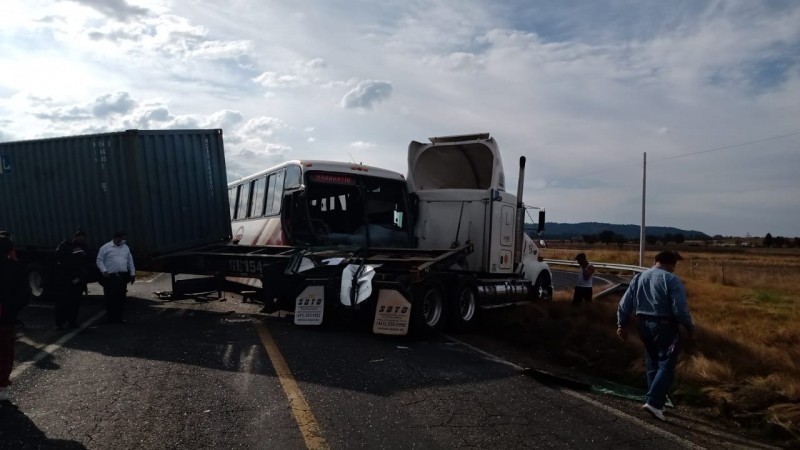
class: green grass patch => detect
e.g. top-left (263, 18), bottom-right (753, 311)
top-left (746, 290), bottom-right (795, 308)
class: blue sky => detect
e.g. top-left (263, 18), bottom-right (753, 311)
top-left (2, 0), bottom-right (799, 237)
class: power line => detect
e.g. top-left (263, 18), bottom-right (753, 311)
top-left (650, 131), bottom-right (800, 163)
top-left (573, 130), bottom-right (800, 177)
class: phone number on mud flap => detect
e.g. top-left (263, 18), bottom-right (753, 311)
top-left (376, 320), bottom-right (407, 328)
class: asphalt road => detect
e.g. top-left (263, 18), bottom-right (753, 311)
top-left (0, 273), bottom-right (779, 449)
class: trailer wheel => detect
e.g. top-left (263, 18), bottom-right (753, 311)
top-left (411, 278), bottom-right (446, 335)
top-left (448, 279), bottom-right (479, 331)
top-left (26, 264), bottom-right (48, 299)
top-left (534, 272), bottom-right (553, 301)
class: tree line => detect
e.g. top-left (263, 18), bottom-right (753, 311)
top-left (762, 233), bottom-right (800, 248)
top-left (579, 230), bottom-right (687, 245)
top-left (574, 230), bottom-right (800, 248)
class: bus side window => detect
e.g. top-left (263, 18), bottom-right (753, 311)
top-left (272, 170), bottom-right (285, 214)
top-left (265, 174), bottom-right (277, 215)
top-left (285, 165), bottom-right (302, 189)
top-left (229, 186), bottom-right (239, 220)
top-left (237, 182), bottom-right (251, 220)
top-left (249, 177), bottom-right (266, 217)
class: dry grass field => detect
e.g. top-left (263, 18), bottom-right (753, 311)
top-left (483, 245), bottom-right (800, 442)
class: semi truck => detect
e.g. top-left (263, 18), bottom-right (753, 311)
top-left (0, 129), bottom-right (231, 298)
top-left (280, 133), bottom-right (553, 335)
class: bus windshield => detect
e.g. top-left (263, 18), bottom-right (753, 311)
top-left (291, 171), bottom-right (413, 248)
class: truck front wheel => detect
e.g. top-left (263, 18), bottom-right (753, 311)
top-left (534, 272), bottom-right (553, 301)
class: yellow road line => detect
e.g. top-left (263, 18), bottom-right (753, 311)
top-left (255, 320), bottom-right (329, 450)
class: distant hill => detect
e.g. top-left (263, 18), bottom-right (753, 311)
top-left (526, 222), bottom-right (711, 240)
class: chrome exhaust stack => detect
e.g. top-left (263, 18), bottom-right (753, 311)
top-left (513, 156), bottom-right (526, 270)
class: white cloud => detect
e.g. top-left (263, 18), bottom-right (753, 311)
top-left (350, 141), bottom-right (375, 150)
top-left (340, 80), bottom-right (393, 110)
top-left (204, 109), bottom-right (243, 130)
top-left (2, 0), bottom-right (800, 236)
top-left (252, 58), bottom-right (328, 89)
top-left (239, 116), bottom-right (287, 141)
top-left (92, 91), bottom-right (136, 117)
top-left (64, 0), bottom-right (149, 22)
top-left (424, 52), bottom-right (486, 72)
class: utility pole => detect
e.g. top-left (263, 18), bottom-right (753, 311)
top-left (639, 152), bottom-right (646, 266)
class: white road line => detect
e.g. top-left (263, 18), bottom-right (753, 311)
top-left (444, 334), bottom-right (704, 449)
top-left (444, 335), bottom-right (527, 370)
top-left (11, 309), bottom-right (106, 379)
top-left (145, 273), bottom-right (168, 283)
top-left (562, 390), bottom-right (704, 449)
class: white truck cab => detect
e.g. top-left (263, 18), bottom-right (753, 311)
top-left (407, 133), bottom-right (552, 299)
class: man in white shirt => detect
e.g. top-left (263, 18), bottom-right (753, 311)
top-left (96, 231), bottom-right (136, 324)
top-left (572, 253), bottom-right (595, 305)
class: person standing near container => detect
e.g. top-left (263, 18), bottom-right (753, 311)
top-left (0, 235), bottom-right (29, 402)
top-left (572, 253), bottom-right (595, 305)
top-left (96, 231), bottom-right (135, 324)
top-left (54, 230), bottom-right (90, 330)
top-left (0, 231), bottom-right (17, 260)
top-left (616, 251), bottom-right (695, 421)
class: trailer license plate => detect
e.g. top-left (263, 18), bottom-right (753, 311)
top-left (294, 286), bottom-right (324, 326)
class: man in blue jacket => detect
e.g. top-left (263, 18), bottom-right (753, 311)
top-left (617, 251), bottom-right (695, 421)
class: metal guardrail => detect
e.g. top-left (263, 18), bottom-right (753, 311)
top-left (544, 259), bottom-right (645, 299)
top-left (544, 259), bottom-right (648, 274)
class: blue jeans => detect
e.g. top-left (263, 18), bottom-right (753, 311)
top-left (638, 318), bottom-right (681, 409)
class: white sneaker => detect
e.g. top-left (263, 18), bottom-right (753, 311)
top-left (642, 403), bottom-right (665, 421)
top-left (0, 386), bottom-right (9, 402)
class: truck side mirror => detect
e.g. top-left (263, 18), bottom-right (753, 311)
top-left (537, 210), bottom-right (546, 233)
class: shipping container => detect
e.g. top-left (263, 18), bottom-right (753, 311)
top-left (0, 129), bottom-right (231, 296)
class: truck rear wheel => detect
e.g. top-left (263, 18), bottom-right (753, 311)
top-left (448, 279), bottom-right (479, 331)
top-left (410, 278), bottom-right (446, 336)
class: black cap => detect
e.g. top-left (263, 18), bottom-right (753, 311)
top-left (655, 251), bottom-right (683, 264)
top-left (575, 253), bottom-right (587, 260)
top-left (74, 229), bottom-right (87, 238)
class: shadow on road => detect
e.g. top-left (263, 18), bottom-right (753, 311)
top-left (0, 402), bottom-right (86, 449)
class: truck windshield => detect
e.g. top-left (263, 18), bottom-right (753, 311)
top-left (297, 172), bottom-right (413, 248)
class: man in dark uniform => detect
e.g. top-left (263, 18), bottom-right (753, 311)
top-left (54, 230), bottom-right (90, 330)
top-left (1, 235), bottom-right (30, 402)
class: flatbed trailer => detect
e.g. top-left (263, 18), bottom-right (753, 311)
top-left (155, 241), bottom-right (489, 335)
